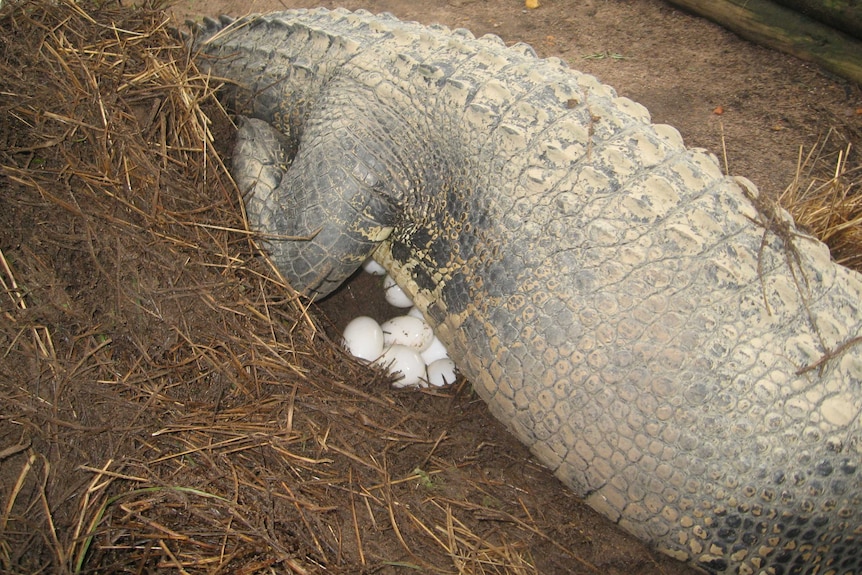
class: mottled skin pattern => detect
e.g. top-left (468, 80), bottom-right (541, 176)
top-left (191, 9), bottom-right (862, 573)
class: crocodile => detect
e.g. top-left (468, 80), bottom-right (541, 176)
top-left (189, 9), bottom-right (862, 573)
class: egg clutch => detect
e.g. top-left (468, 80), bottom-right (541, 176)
top-left (341, 259), bottom-right (458, 388)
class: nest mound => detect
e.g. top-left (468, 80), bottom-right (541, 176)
top-left (0, 0), bottom-right (379, 571)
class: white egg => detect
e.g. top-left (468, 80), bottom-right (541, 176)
top-left (426, 358), bottom-right (457, 387)
top-left (420, 335), bottom-right (449, 365)
top-left (362, 258), bottom-right (387, 275)
top-left (407, 306), bottom-right (425, 320)
top-left (377, 344), bottom-right (427, 388)
top-left (381, 315), bottom-right (434, 351)
top-left (383, 275), bottom-right (414, 308)
top-left (342, 316), bottom-right (384, 361)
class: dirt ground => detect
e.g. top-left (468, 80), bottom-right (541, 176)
top-left (1, 0), bottom-right (860, 574)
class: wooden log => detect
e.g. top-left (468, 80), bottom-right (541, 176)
top-left (771, 0), bottom-right (862, 40)
top-left (665, 0), bottom-right (862, 84)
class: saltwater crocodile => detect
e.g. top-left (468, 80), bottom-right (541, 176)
top-left (189, 9), bottom-right (862, 573)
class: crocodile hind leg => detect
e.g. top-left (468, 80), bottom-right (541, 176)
top-left (233, 115), bottom-right (398, 299)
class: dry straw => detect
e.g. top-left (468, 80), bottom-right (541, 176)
top-left (779, 131), bottom-right (862, 271)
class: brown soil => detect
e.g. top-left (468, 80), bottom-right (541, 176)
top-left (1, 1), bottom-right (859, 574)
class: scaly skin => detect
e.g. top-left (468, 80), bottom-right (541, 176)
top-left (191, 9), bottom-right (862, 573)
